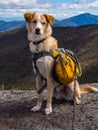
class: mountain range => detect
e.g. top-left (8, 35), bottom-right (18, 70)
top-left (54, 13), bottom-right (98, 26)
top-left (0, 20), bottom-right (26, 31)
top-left (0, 13), bottom-right (98, 31)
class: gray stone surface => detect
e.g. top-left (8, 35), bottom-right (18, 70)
top-left (0, 83), bottom-right (98, 130)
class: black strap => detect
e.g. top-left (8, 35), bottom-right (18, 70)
top-left (32, 51), bottom-right (50, 62)
top-left (37, 82), bottom-right (47, 94)
top-left (33, 39), bottom-right (46, 45)
top-left (32, 51), bottom-right (50, 94)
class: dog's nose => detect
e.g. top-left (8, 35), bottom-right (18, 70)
top-left (35, 28), bottom-right (41, 34)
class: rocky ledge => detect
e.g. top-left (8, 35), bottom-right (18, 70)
top-left (0, 83), bottom-right (98, 130)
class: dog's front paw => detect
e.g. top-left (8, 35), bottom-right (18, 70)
top-left (45, 107), bottom-right (52, 115)
top-left (31, 105), bottom-right (42, 112)
top-left (76, 99), bottom-right (81, 105)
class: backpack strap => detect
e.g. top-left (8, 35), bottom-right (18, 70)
top-left (31, 51), bottom-right (50, 94)
top-left (32, 51), bottom-right (50, 62)
top-left (32, 51), bottom-right (50, 80)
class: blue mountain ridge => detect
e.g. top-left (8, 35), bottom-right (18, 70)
top-left (0, 13), bottom-right (98, 31)
top-left (0, 21), bottom-right (26, 31)
top-left (54, 13), bottom-right (98, 26)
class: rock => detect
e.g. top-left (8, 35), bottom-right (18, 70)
top-left (0, 83), bottom-right (98, 130)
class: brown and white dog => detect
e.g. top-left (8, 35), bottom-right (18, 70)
top-left (24, 12), bottom-right (98, 115)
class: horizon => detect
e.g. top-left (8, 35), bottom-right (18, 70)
top-left (0, 0), bottom-right (98, 21)
top-left (0, 12), bottom-right (98, 22)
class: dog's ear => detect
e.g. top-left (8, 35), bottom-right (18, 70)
top-left (24, 12), bottom-right (35, 23)
top-left (44, 14), bottom-right (54, 25)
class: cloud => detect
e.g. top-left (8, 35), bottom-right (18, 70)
top-left (75, 0), bottom-right (94, 4)
top-left (74, 0), bottom-right (98, 8)
top-left (87, 1), bottom-right (98, 8)
top-left (53, 13), bottom-right (68, 19)
top-left (0, 0), bottom-right (36, 5)
top-left (0, 0), bottom-right (49, 18)
top-left (60, 0), bottom-right (98, 9)
top-left (60, 3), bottom-right (79, 9)
top-left (0, 0), bottom-right (37, 10)
top-left (76, 11), bottom-right (85, 14)
top-left (0, 0), bottom-right (98, 20)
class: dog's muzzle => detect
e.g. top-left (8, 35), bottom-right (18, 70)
top-left (35, 28), bottom-right (41, 35)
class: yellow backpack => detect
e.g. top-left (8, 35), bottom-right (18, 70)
top-left (50, 48), bottom-right (82, 85)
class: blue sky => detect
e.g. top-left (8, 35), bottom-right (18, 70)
top-left (0, 0), bottom-right (98, 21)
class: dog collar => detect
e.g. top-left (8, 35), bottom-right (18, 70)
top-left (33, 39), bottom-right (46, 45)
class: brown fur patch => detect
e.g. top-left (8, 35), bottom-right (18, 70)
top-left (44, 14), bottom-right (54, 24)
top-left (24, 12), bottom-right (35, 23)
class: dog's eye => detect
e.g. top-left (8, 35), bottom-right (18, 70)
top-left (42, 22), bottom-right (46, 25)
top-left (32, 20), bottom-right (37, 24)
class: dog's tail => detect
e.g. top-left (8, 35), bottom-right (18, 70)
top-left (80, 85), bottom-right (98, 94)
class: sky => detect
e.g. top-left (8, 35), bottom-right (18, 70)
top-left (0, 0), bottom-right (98, 21)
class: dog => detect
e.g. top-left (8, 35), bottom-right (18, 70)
top-left (24, 12), bottom-right (98, 115)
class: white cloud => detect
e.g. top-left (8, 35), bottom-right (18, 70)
top-left (60, 0), bottom-right (98, 9)
top-left (29, 8), bottom-right (48, 13)
top-left (53, 13), bottom-right (68, 19)
top-left (35, 3), bottom-right (54, 9)
top-left (75, 0), bottom-right (94, 4)
top-left (87, 1), bottom-right (98, 8)
top-left (0, 0), bottom-right (37, 9)
top-left (60, 3), bottom-right (81, 9)
top-left (0, 0), bottom-right (36, 5)
top-left (76, 11), bottom-right (85, 14)
top-left (0, 0), bottom-right (98, 20)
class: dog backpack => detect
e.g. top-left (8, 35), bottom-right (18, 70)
top-left (50, 48), bottom-right (82, 85)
